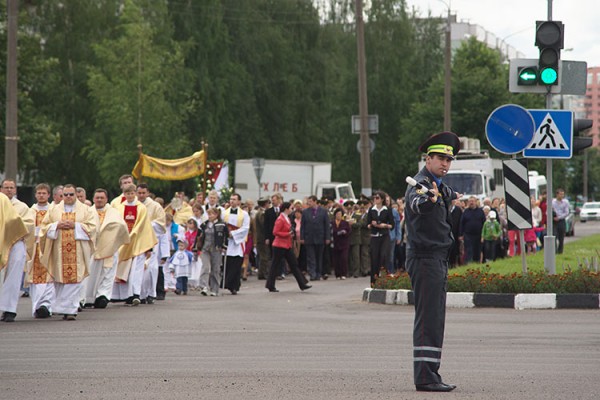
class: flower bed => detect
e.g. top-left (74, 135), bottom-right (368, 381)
top-left (374, 267), bottom-right (600, 294)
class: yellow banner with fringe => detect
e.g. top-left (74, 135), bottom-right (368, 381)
top-left (132, 150), bottom-right (205, 181)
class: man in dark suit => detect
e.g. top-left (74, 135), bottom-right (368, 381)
top-left (449, 199), bottom-right (463, 268)
top-left (300, 195), bottom-right (331, 281)
top-left (264, 193), bottom-right (284, 278)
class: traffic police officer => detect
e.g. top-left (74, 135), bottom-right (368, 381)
top-left (404, 131), bottom-right (462, 392)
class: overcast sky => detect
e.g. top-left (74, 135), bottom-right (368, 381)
top-left (406, 0), bottom-right (600, 67)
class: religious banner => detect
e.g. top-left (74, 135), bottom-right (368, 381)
top-left (132, 150), bottom-right (206, 181)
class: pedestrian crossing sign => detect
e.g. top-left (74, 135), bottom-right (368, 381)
top-left (523, 110), bottom-right (573, 159)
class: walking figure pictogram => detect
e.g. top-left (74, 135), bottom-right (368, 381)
top-left (531, 118), bottom-right (565, 149)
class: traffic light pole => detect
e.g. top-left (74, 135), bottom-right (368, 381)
top-left (543, 0), bottom-right (556, 275)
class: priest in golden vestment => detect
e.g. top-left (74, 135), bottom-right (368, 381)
top-left (83, 188), bottom-right (130, 309)
top-left (112, 184), bottom-right (157, 305)
top-left (165, 192), bottom-right (193, 225)
top-left (40, 184), bottom-right (97, 320)
top-left (0, 180), bottom-right (35, 323)
top-left (26, 183), bottom-right (55, 319)
top-left (0, 192), bottom-right (30, 323)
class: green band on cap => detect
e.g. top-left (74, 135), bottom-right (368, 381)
top-left (427, 144), bottom-right (453, 156)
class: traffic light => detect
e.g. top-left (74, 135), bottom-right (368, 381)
top-left (572, 118), bottom-right (593, 154)
top-left (535, 21), bottom-right (564, 85)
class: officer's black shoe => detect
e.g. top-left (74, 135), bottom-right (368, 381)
top-left (416, 383), bottom-right (456, 392)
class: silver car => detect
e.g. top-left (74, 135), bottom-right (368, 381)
top-left (579, 202), bottom-right (600, 223)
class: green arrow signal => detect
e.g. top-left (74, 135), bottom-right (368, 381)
top-left (519, 71), bottom-right (536, 81)
top-left (517, 67), bottom-right (538, 86)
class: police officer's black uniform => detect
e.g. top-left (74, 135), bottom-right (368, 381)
top-left (404, 132), bottom-right (460, 392)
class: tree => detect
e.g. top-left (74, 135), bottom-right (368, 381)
top-left (86, 0), bottom-right (193, 187)
top-left (0, 2), bottom-right (61, 183)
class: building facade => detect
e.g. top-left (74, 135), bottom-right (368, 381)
top-left (584, 66), bottom-right (600, 148)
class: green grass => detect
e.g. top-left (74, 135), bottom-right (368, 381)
top-left (451, 234), bottom-right (600, 275)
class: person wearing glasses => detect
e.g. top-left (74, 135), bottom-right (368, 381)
top-left (404, 132), bottom-right (462, 393)
top-left (40, 184), bottom-right (97, 321)
top-left (366, 191), bottom-right (395, 286)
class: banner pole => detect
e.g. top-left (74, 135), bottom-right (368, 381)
top-left (137, 143), bottom-right (144, 183)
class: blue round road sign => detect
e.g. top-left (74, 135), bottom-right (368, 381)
top-left (485, 104), bottom-right (535, 154)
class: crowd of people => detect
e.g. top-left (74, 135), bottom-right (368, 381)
top-left (0, 174), bottom-right (395, 323)
top-left (0, 171), bottom-right (570, 324)
top-left (449, 188), bottom-right (570, 267)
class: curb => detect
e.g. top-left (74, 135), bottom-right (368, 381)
top-left (362, 288), bottom-right (600, 310)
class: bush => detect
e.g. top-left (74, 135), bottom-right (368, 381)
top-left (374, 266), bottom-right (600, 294)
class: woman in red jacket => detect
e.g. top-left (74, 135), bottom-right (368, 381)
top-left (266, 202), bottom-right (312, 293)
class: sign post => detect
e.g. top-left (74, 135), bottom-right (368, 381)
top-left (486, 104), bottom-right (535, 274)
top-left (252, 158), bottom-right (265, 200)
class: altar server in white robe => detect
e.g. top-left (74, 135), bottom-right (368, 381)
top-left (136, 184), bottom-right (166, 304)
top-left (222, 193), bottom-right (250, 295)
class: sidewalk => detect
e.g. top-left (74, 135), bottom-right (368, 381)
top-left (363, 288), bottom-right (600, 309)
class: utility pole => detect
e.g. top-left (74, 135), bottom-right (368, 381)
top-left (356, 0), bottom-right (372, 197)
top-left (4, 0), bottom-right (19, 181)
top-left (543, 0), bottom-right (556, 275)
top-left (443, 5), bottom-right (452, 131)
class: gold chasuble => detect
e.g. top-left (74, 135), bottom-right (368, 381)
top-left (0, 193), bottom-right (28, 271)
top-left (93, 206), bottom-right (130, 268)
top-left (10, 197), bottom-right (36, 259)
top-left (26, 204), bottom-right (51, 284)
top-left (114, 201), bottom-right (157, 282)
top-left (40, 201), bottom-right (97, 284)
top-left (142, 198), bottom-right (166, 233)
top-left (164, 198), bottom-right (193, 226)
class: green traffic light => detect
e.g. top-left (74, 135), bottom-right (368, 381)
top-left (539, 67), bottom-right (558, 85)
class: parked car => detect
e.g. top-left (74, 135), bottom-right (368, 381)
top-left (579, 202), bottom-right (600, 223)
top-left (565, 207), bottom-right (575, 236)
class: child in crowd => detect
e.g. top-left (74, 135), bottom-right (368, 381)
top-left (184, 218), bottom-right (201, 289)
top-left (481, 211), bottom-right (502, 263)
top-left (169, 239), bottom-right (193, 295)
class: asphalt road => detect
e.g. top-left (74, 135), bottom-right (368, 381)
top-left (1, 273), bottom-right (599, 400)
top-left (566, 219), bottom-right (600, 244)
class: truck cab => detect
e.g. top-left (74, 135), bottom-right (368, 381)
top-left (442, 170), bottom-right (497, 202)
top-left (528, 171), bottom-right (547, 200)
top-left (316, 182), bottom-right (356, 203)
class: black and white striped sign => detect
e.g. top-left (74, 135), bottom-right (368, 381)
top-left (502, 159), bottom-right (533, 230)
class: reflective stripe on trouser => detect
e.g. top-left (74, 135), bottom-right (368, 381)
top-left (407, 256), bottom-right (448, 385)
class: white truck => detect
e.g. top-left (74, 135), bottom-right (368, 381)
top-left (528, 171), bottom-right (547, 200)
top-left (418, 137), bottom-right (504, 202)
top-left (233, 159), bottom-right (356, 203)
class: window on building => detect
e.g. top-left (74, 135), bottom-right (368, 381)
top-left (588, 73), bottom-right (595, 85)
